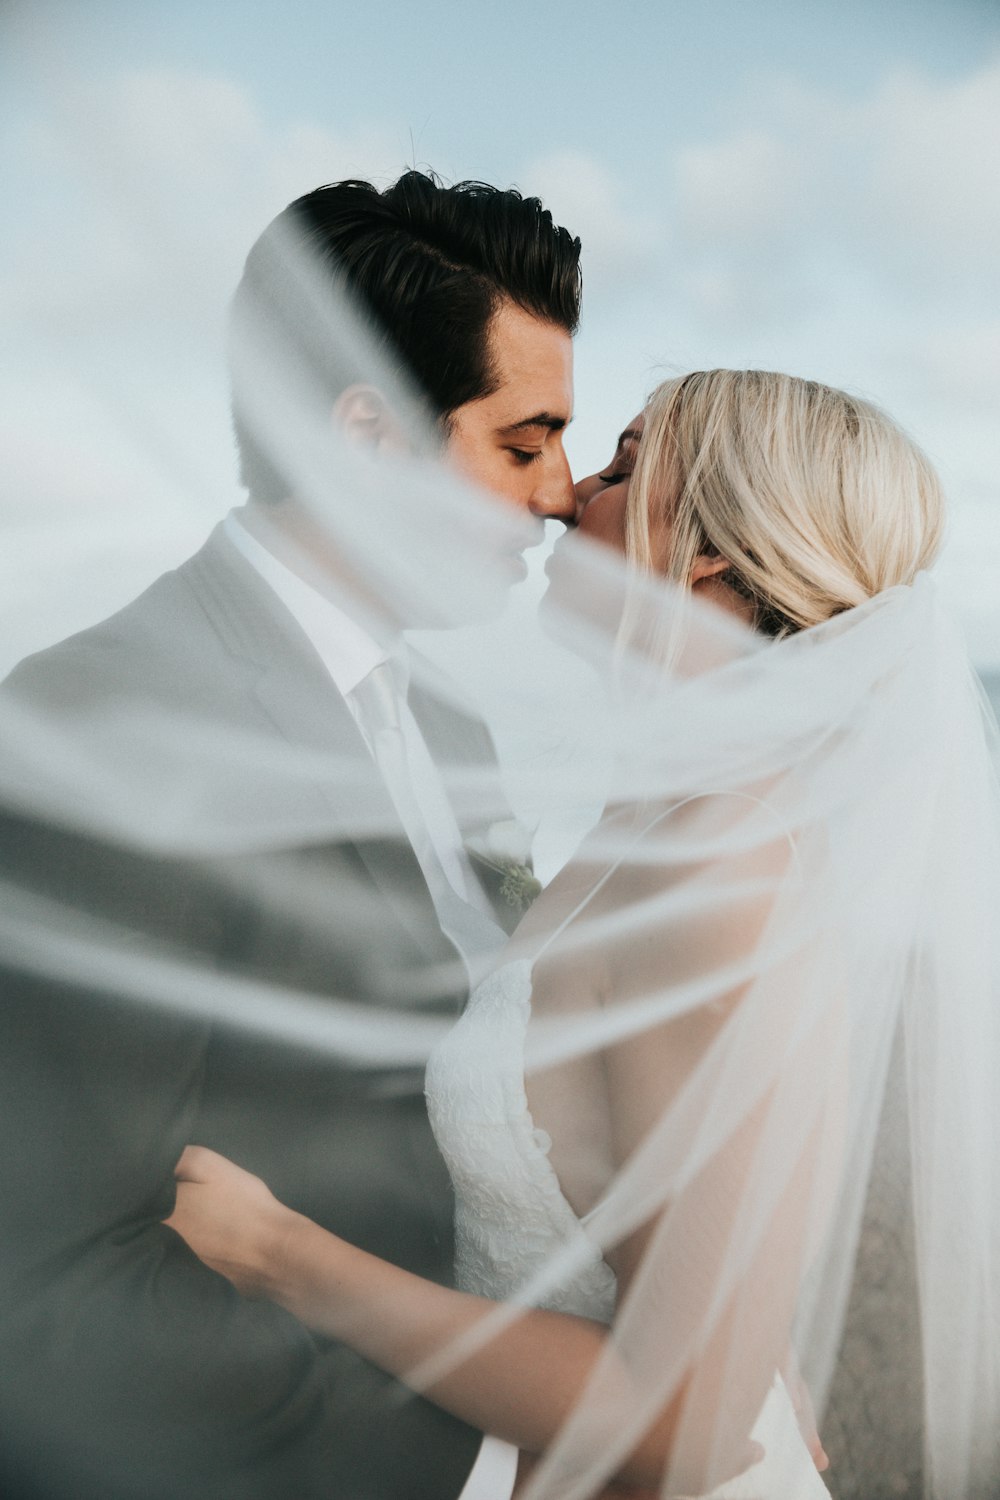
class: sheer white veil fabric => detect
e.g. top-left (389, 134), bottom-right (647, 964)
top-left (507, 573), bottom-right (1000, 1499)
top-left (3, 108), bottom-right (1000, 1499)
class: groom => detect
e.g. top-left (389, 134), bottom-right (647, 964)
top-left (0, 173), bottom-right (579, 1500)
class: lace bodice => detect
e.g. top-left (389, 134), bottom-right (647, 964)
top-left (425, 959), bottom-right (617, 1323)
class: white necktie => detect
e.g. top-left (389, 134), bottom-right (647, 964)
top-left (353, 660), bottom-right (442, 886)
top-left (351, 661), bottom-right (505, 967)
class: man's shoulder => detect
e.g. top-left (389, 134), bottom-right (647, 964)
top-left (7, 561), bottom-right (190, 680)
top-left (1, 526), bottom-right (248, 711)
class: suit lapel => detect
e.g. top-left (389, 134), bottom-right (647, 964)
top-left (185, 527), bottom-right (525, 952)
top-left (182, 527), bottom-right (455, 967)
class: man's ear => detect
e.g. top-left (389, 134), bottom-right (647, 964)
top-left (332, 384), bottom-right (400, 451)
top-left (690, 551), bottom-right (732, 586)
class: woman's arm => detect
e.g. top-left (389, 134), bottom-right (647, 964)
top-left (167, 1146), bottom-right (679, 1489)
top-left (585, 796), bottom-right (833, 1485)
top-left (165, 799), bottom-right (821, 1492)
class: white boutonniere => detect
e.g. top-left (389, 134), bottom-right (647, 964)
top-left (466, 819), bottom-right (542, 914)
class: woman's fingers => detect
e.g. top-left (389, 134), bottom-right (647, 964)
top-left (810, 1435), bottom-right (830, 1472)
top-left (163, 1144), bottom-right (287, 1300)
top-left (172, 1143), bottom-right (243, 1183)
top-left (173, 1143), bottom-right (214, 1181)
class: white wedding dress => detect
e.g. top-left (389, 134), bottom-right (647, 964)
top-left (425, 959), bottom-right (831, 1500)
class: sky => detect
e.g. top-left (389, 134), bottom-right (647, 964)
top-left (2, 0), bottom-right (999, 669)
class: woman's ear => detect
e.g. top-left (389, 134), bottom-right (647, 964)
top-left (332, 384), bottom-right (402, 451)
top-left (690, 552), bottom-right (732, 586)
top-left (690, 553), bottom-right (757, 626)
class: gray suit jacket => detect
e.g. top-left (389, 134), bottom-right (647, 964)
top-left (0, 526), bottom-right (505, 1500)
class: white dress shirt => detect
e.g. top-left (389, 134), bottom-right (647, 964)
top-left (456, 1435), bottom-right (519, 1500)
top-left (223, 513), bottom-right (491, 908)
top-left (224, 512), bottom-right (518, 1499)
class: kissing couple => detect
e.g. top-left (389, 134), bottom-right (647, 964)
top-left (1, 171), bottom-right (996, 1500)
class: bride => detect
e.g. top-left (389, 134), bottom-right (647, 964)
top-left (166, 370), bottom-right (998, 1498)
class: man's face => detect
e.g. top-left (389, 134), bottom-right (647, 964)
top-left (445, 301), bottom-right (576, 529)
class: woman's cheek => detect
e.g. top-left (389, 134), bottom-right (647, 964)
top-left (579, 486), bottom-right (629, 553)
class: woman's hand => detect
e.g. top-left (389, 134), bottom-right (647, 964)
top-left (164, 1144), bottom-right (297, 1300)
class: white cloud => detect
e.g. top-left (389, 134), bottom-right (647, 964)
top-left (676, 129), bottom-right (804, 245)
top-left (1, 68), bottom-right (403, 336)
top-left (886, 321), bottom-right (1000, 417)
top-left (866, 61), bottom-right (1000, 274)
top-left (671, 55), bottom-right (1000, 316)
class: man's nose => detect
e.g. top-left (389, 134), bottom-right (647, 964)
top-left (529, 453), bottom-right (577, 524)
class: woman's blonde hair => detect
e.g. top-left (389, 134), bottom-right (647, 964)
top-left (626, 370), bottom-right (946, 636)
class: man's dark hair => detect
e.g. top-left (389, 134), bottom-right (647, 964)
top-left (230, 170), bottom-right (582, 503)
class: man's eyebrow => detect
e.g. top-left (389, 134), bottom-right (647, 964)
top-left (497, 412), bottom-right (571, 434)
